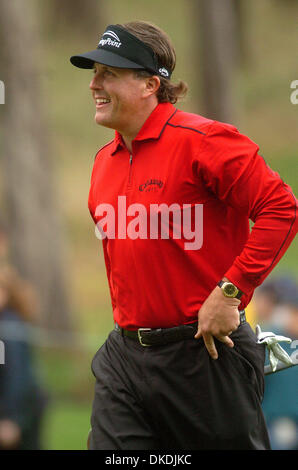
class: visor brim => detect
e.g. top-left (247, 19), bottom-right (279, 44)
top-left (70, 48), bottom-right (147, 70)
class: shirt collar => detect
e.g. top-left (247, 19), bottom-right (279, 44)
top-left (110, 102), bottom-right (177, 155)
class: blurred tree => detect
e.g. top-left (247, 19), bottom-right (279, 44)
top-left (0, 0), bottom-right (71, 330)
top-left (233, 0), bottom-right (250, 66)
top-left (194, 0), bottom-right (237, 123)
top-left (47, 0), bottom-right (105, 39)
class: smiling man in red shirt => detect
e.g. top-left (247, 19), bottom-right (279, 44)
top-left (71, 21), bottom-right (297, 450)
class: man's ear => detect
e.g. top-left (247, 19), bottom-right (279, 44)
top-left (144, 75), bottom-right (160, 97)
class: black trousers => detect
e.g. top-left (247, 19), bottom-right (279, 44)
top-left (89, 322), bottom-right (271, 450)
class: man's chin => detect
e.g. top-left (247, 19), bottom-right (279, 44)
top-left (94, 113), bottom-right (110, 127)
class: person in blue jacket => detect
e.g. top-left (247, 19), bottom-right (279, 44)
top-left (0, 266), bottom-right (48, 450)
top-left (255, 276), bottom-right (298, 450)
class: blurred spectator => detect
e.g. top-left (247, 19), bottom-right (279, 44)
top-left (0, 266), bottom-right (48, 449)
top-left (253, 275), bottom-right (298, 450)
top-left (244, 301), bottom-right (258, 330)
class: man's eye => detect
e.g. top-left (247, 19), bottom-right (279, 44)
top-left (92, 69), bottom-right (115, 77)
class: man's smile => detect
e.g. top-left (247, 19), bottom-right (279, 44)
top-left (95, 97), bottom-right (112, 109)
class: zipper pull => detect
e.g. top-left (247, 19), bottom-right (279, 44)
top-left (129, 154), bottom-right (133, 164)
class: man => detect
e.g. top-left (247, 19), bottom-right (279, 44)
top-left (70, 21), bottom-right (297, 450)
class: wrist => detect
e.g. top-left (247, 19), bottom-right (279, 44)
top-left (218, 279), bottom-right (243, 299)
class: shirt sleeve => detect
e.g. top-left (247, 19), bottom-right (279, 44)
top-left (88, 165), bottom-right (117, 313)
top-left (198, 121), bottom-right (298, 296)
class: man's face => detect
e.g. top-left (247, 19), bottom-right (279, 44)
top-left (89, 63), bottom-right (149, 133)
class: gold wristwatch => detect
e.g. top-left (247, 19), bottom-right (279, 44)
top-left (217, 280), bottom-right (243, 299)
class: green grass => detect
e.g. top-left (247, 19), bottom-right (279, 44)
top-left (31, 346), bottom-right (99, 450)
top-left (42, 400), bottom-right (91, 450)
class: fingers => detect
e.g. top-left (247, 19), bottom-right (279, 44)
top-left (216, 334), bottom-right (234, 348)
top-left (194, 327), bottom-right (201, 340)
top-left (202, 333), bottom-right (218, 360)
top-left (194, 327), bottom-right (234, 360)
top-left (195, 328), bottom-right (218, 360)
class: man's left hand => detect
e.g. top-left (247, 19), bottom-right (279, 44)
top-left (194, 286), bottom-right (241, 359)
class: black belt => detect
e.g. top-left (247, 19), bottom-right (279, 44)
top-left (115, 310), bottom-right (246, 347)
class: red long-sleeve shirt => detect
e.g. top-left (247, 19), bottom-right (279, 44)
top-left (88, 102), bottom-right (297, 330)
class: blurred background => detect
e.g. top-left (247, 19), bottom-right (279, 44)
top-left (0, 0), bottom-right (297, 450)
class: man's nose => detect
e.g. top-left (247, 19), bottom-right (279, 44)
top-left (89, 73), bottom-right (103, 90)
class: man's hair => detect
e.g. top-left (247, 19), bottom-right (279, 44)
top-left (117, 21), bottom-right (188, 104)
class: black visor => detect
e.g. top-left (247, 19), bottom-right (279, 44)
top-left (70, 25), bottom-right (172, 79)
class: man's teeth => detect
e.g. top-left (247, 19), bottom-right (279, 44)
top-left (96, 98), bottom-right (110, 104)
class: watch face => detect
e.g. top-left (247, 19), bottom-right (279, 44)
top-left (223, 283), bottom-right (238, 297)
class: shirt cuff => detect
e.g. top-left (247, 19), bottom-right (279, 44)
top-left (224, 264), bottom-right (258, 296)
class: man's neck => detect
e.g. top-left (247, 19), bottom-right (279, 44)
top-left (119, 100), bottom-right (158, 154)
top-left (121, 134), bottom-right (134, 154)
